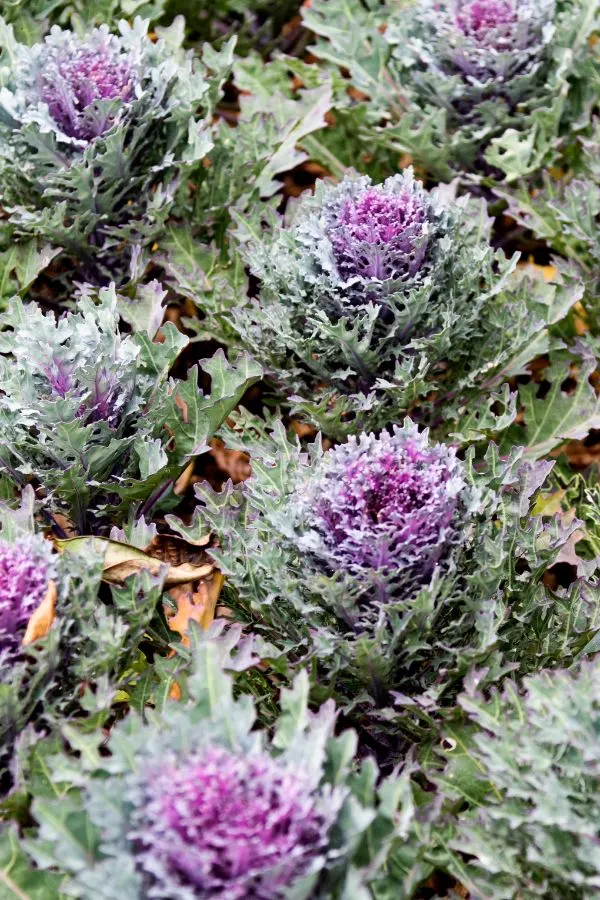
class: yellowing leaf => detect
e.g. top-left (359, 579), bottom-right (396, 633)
top-left (518, 257), bottom-right (557, 283)
top-left (174, 460), bottom-right (195, 496)
top-left (23, 580), bottom-right (56, 646)
top-left (113, 691), bottom-right (130, 703)
top-left (574, 301), bottom-right (589, 336)
top-left (547, 166), bottom-right (566, 180)
top-left (532, 489), bottom-right (566, 517)
top-left (165, 572), bottom-right (225, 702)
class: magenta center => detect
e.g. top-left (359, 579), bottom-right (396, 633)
top-left (457, 0), bottom-right (516, 40)
top-left (40, 43), bottom-right (133, 140)
top-left (338, 189), bottom-right (423, 245)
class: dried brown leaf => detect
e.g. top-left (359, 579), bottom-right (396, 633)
top-left (23, 579), bottom-right (57, 646)
top-left (56, 537), bottom-right (214, 586)
top-left (165, 572), bottom-right (226, 645)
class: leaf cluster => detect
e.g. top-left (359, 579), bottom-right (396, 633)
top-left (0, 488), bottom-right (168, 791)
top-left (428, 659), bottom-right (600, 899)
top-left (0, 17), bottom-right (234, 281)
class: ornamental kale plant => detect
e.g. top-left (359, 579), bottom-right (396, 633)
top-left (17, 628), bottom-right (408, 899)
top-left (0, 486), bottom-right (167, 791)
top-left (188, 414), bottom-right (576, 722)
top-left (136, 746), bottom-right (337, 898)
top-left (0, 17), bottom-right (234, 280)
top-left (303, 0), bottom-right (599, 182)
top-left (0, 286), bottom-right (261, 530)
top-left (232, 169), bottom-right (580, 438)
top-left (433, 660), bottom-right (600, 899)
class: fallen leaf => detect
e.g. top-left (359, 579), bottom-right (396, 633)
top-left (547, 165), bottom-right (566, 179)
top-left (169, 682), bottom-right (182, 700)
top-left (560, 434), bottom-right (600, 469)
top-left (23, 580), bottom-right (56, 646)
top-left (210, 438), bottom-right (251, 483)
top-left (56, 537), bottom-right (214, 586)
top-left (289, 418), bottom-right (318, 441)
top-left (147, 532), bottom-right (211, 559)
top-left (165, 571), bottom-right (226, 703)
top-left (50, 514), bottom-right (78, 539)
top-left (574, 301), bottom-right (589, 336)
top-left (174, 460), bottom-right (195, 495)
top-left (165, 572), bottom-right (225, 645)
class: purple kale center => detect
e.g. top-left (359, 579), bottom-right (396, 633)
top-left (0, 537), bottom-right (51, 664)
top-left (43, 358), bottom-right (126, 427)
top-left (304, 429), bottom-right (466, 582)
top-left (329, 186), bottom-right (429, 282)
top-left (457, 0), bottom-right (517, 43)
top-left (434, 0), bottom-right (547, 87)
top-left (81, 368), bottom-right (123, 425)
top-left (39, 39), bottom-right (133, 141)
top-left (44, 359), bottom-right (75, 398)
top-left (137, 746), bottom-right (333, 899)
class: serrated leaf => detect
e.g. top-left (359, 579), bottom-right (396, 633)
top-left (135, 438), bottom-right (168, 481)
top-left (508, 344), bottom-right (600, 459)
top-left (117, 280), bottom-right (166, 337)
top-left (0, 240), bottom-right (61, 302)
top-left (155, 225), bottom-right (213, 299)
top-left (272, 671), bottom-right (310, 752)
top-left (431, 725), bottom-right (493, 806)
top-left (28, 798), bottom-right (99, 872)
top-left (181, 118), bottom-right (214, 164)
top-left (155, 350), bottom-right (262, 461)
top-left (254, 84), bottom-right (333, 198)
top-left (135, 320), bottom-right (189, 380)
top-left (164, 508), bottom-right (211, 546)
top-left (302, 0), bottom-right (392, 100)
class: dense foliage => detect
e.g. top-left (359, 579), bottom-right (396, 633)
top-left (0, 487), bottom-right (168, 791)
top-left (431, 659), bottom-right (600, 898)
top-left (0, 17), bottom-right (234, 281)
top-left (0, 2), bottom-right (599, 899)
